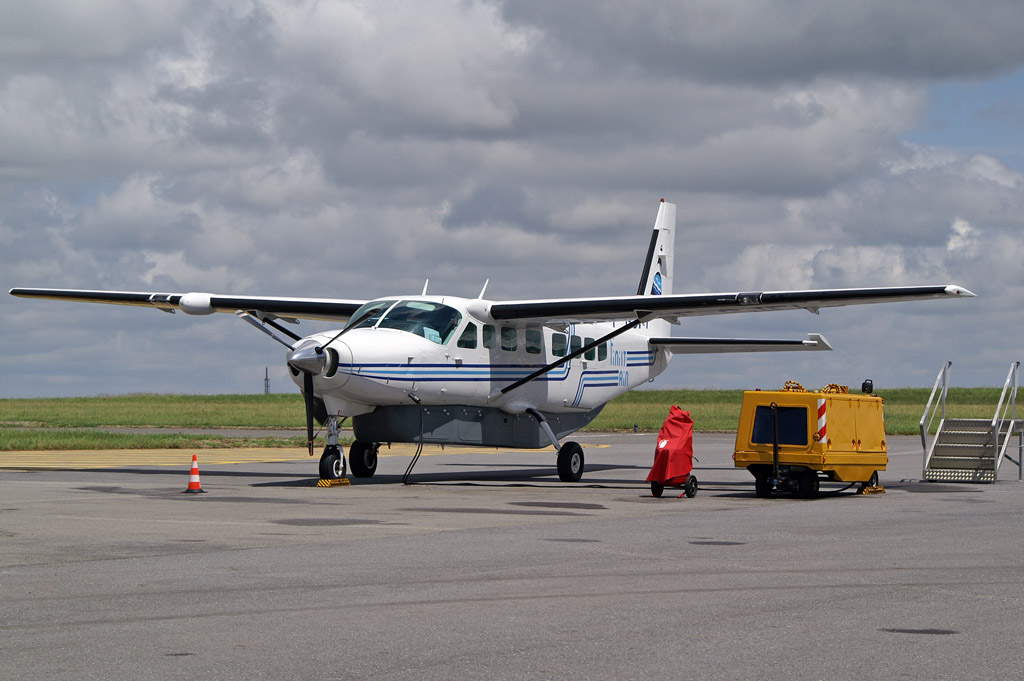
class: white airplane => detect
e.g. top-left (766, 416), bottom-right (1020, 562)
top-left (10, 200), bottom-right (974, 483)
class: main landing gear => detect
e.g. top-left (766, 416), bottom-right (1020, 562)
top-left (526, 408), bottom-right (586, 483)
top-left (349, 440), bottom-right (380, 478)
top-left (557, 441), bottom-right (585, 482)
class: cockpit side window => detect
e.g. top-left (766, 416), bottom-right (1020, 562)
top-left (377, 301), bottom-right (463, 345)
top-left (482, 325), bottom-right (496, 349)
top-left (457, 323), bottom-right (478, 349)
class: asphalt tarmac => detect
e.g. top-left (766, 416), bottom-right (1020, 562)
top-left (2, 432), bottom-right (1022, 680)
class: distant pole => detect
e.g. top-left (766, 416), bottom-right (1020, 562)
top-left (265, 367), bottom-right (270, 394)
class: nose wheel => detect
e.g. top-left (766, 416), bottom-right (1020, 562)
top-left (319, 445), bottom-right (346, 480)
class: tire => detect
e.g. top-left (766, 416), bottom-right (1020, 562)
top-left (557, 442), bottom-right (585, 482)
top-left (651, 481), bottom-right (664, 498)
top-left (754, 472), bottom-right (773, 499)
top-left (349, 441), bottom-right (379, 478)
top-left (684, 475), bottom-right (698, 498)
top-left (867, 471), bottom-right (879, 487)
top-left (319, 446), bottom-right (345, 480)
top-left (798, 470), bottom-right (819, 499)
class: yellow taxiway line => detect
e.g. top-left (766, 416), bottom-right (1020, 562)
top-left (0, 443), bottom-right (608, 470)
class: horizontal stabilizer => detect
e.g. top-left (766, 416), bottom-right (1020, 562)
top-left (649, 333), bottom-right (832, 354)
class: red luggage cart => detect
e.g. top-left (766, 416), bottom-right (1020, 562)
top-left (646, 406), bottom-right (697, 498)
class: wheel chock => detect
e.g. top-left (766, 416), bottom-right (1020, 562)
top-left (858, 485), bottom-right (885, 495)
top-left (316, 478), bottom-right (351, 487)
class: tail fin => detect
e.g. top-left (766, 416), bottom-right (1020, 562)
top-left (636, 200), bottom-right (675, 336)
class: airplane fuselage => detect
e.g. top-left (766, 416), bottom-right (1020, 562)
top-left (288, 295), bottom-right (671, 431)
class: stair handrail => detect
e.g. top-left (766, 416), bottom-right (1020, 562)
top-left (921, 361), bottom-right (952, 476)
top-left (991, 361), bottom-right (1020, 480)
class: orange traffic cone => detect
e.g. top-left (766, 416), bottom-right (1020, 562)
top-left (183, 454), bottom-right (206, 494)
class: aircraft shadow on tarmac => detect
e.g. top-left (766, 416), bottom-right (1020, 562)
top-left (255, 462), bottom-right (640, 488)
top-left (65, 462), bottom-right (800, 497)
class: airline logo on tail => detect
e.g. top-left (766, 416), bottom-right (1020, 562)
top-left (651, 272), bottom-right (662, 295)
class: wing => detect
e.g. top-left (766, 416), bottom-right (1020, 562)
top-left (8, 288), bottom-right (366, 322)
top-left (487, 285), bottom-right (975, 324)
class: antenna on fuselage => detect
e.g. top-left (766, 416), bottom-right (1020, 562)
top-left (421, 279), bottom-right (429, 295)
top-left (477, 279), bottom-right (489, 299)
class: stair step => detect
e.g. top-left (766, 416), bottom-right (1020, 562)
top-left (924, 469), bottom-right (997, 483)
top-left (943, 418), bottom-right (995, 432)
top-left (933, 442), bottom-right (994, 457)
top-left (927, 456), bottom-right (996, 470)
top-left (936, 431), bottom-right (997, 445)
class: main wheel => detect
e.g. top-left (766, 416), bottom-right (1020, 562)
top-left (684, 475), bottom-right (698, 498)
top-left (557, 441), bottom-right (585, 482)
top-left (797, 470), bottom-right (819, 499)
top-left (349, 440), bottom-right (379, 478)
top-left (651, 481), bottom-right (664, 498)
top-left (754, 472), bottom-right (773, 498)
top-left (319, 446), bottom-right (345, 480)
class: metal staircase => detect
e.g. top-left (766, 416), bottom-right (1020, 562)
top-left (921, 362), bottom-right (1023, 483)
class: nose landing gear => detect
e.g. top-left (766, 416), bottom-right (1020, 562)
top-left (318, 414), bottom-right (348, 481)
top-left (319, 446), bottom-right (346, 480)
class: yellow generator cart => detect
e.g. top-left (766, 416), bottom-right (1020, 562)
top-left (733, 383), bottom-right (886, 498)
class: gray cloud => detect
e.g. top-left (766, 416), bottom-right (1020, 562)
top-left (502, 1), bottom-right (1024, 83)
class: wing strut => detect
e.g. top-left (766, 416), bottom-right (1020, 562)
top-left (236, 311), bottom-right (301, 348)
top-left (491, 316), bottom-right (649, 399)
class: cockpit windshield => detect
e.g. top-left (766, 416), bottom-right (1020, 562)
top-left (378, 301), bottom-right (462, 344)
top-left (343, 299), bottom-right (397, 332)
top-left (343, 299), bottom-right (463, 345)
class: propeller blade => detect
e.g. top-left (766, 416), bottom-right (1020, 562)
top-left (303, 371), bottom-right (315, 456)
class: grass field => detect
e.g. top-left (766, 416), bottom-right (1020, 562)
top-left (0, 388), bottom-right (1010, 450)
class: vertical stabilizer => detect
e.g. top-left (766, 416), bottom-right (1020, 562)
top-left (636, 200), bottom-right (675, 336)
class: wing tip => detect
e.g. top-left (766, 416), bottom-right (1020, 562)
top-left (807, 333), bottom-right (832, 351)
top-left (944, 284), bottom-right (976, 298)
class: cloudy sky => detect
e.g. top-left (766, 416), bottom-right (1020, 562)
top-left (2, 0), bottom-right (1023, 398)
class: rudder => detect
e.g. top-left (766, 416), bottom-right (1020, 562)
top-left (636, 200), bottom-right (675, 336)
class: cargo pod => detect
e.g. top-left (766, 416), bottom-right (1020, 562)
top-left (733, 383), bottom-right (886, 498)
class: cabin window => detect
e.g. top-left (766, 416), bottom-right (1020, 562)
top-left (501, 326), bottom-right (518, 351)
top-left (552, 333), bottom-right (568, 357)
top-left (584, 337), bottom-right (595, 360)
top-left (751, 406), bottom-right (808, 446)
top-left (457, 323), bottom-right (478, 349)
top-left (376, 300), bottom-right (462, 345)
top-left (482, 324), bottom-right (496, 349)
top-left (525, 328), bottom-right (542, 354)
top-left (570, 335), bottom-right (582, 354)
top-left (598, 343), bottom-right (608, 361)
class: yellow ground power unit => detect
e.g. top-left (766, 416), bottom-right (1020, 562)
top-left (733, 381), bottom-right (886, 498)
